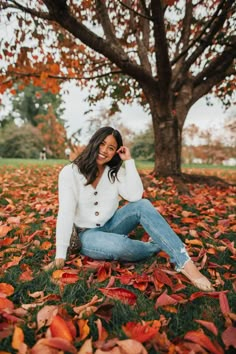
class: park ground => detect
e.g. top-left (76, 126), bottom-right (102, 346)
top-left (0, 159), bottom-right (235, 353)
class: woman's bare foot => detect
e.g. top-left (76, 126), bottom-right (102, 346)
top-left (180, 260), bottom-right (214, 291)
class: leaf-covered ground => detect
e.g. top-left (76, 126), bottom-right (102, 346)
top-left (0, 163), bottom-right (235, 354)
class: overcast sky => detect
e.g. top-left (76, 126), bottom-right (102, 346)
top-left (62, 82), bottom-right (230, 142)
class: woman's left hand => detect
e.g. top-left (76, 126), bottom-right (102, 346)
top-left (117, 146), bottom-right (132, 161)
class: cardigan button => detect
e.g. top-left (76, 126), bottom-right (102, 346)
top-left (95, 211), bottom-right (99, 216)
top-left (96, 223), bottom-right (101, 226)
top-left (94, 201), bottom-right (98, 205)
top-left (94, 191), bottom-right (98, 195)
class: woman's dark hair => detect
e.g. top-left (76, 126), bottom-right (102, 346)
top-left (73, 126), bottom-right (123, 185)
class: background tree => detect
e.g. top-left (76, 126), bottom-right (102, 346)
top-left (0, 122), bottom-right (43, 158)
top-left (0, 0), bottom-right (235, 177)
top-left (0, 82), bottom-right (65, 127)
top-left (35, 105), bottom-right (67, 158)
top-left (131, 124), bottom-right (154, 160)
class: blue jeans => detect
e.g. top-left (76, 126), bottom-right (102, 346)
top-left (79, 199), bottom-right (190, 271)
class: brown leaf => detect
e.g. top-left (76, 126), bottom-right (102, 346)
top-left (37, 305), bottom-right (58, 330)
top-left (31, 337), bottom-right (77, 354)
top-left (117, 339), bottom-right (148, 354)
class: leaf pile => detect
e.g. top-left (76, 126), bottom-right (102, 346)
top-left (0, 164), bottom-right (235, 354)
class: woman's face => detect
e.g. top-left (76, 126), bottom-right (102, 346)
top-left (96, 134), bottom-right (118, 166)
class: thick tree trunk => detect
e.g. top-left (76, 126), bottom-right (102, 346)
top-left (152, 116), bottom-right (181, 176)
top-left (144, 87), bottom-right (182, 177)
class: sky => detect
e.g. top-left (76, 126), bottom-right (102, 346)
top-left (62, 82), bottom-right (231, 143)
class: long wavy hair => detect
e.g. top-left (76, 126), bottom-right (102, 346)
top-left (73, 127), bottom-right (123, 185)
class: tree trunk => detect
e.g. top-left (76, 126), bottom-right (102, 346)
top-left (152, 116), bottom-right (181, 176)
top-left (144, 87), bottom-right (182, 177)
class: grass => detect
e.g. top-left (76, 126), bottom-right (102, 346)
top-left (0, 159), bottom-right (235, 353)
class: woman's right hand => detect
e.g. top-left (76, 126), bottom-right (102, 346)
top-left (43, 258), bottom-right (65, 271)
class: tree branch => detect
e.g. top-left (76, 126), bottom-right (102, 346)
top-left (0, 69), bottom-right (123, 86)
top-left (192, 44), bottom-right (236, 103)
top-left (40, 0), bottom-right (157, 89)
top-left (127, 0), bottom-right (152, 73)
top-left (172, 0), bottom-right (193, 80)
top-left (151, 0), bottom-right (171, 98)
top-left (179, 0), bottom-right (232, 74)
top-left (0, 0), bottom-right (52, 20)
top-left (117, 0), bottom-right (153, 21)
top-left (95, 0), bottom-right (123, 53)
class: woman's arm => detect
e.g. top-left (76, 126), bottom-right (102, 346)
top-left (117, 146), bottom-right (144, 201)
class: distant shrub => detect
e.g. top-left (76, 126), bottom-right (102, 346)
top-left (0, 123), bottom-right (43, 158)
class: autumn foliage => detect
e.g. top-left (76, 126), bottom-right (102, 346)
top-left (0, 162), bottom-right (236, 353)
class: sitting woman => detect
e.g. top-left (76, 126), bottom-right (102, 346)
top-left (45, 126), bottom-right (214, 292)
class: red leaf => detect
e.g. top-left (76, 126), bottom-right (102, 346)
top-left (99, 287), bottom-right (137, 305)
top-left (195, 320), bottom-right (218, 336)
top-left (153, 269), bottom-right (173, 288)
top-left (219, 291), bottom-right (230, 315)
top-left (155, 290), bottom-right (178, 308)
top-left (184, 330), bottom-right (224, 354)
top-left (222, 326), bottom-right (236, 349)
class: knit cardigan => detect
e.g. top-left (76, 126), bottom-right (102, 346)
top-left (55, 159), bottom-right (143, 259)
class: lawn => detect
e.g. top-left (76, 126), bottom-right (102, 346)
top-left (0, 159), bottom-right (235, 353)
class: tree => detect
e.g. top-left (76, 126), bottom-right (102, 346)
top-left (35, 105), bottom-right (68, 158)
top-left (131, 124), bottom-right (154, 160)
top-left (0, 0), bottom-right (235, 177)
top-left (0, 122), bottom-right (44, 158)
top-left (0, 82), bottom-right (65, 127)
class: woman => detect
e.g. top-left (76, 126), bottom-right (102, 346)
top-left (45, 126), bottom-right (213, 291)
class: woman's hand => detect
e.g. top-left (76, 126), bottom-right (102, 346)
top-left (43, 258), bottom-right (65, 271)
top-left (117, 146), bottom-right (132, 161)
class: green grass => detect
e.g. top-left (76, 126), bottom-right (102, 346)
top-left (1, 157), bottom-right (235, 170)
top-left (0, 159), bottom-right (235, 352)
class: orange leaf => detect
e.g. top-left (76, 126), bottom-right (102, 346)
top-left (0, 237), bottom-right (14, 247)
top-left (50, 315), bottom-right (73, 342)
top-left (122, 321), bottom-right (158, 343)
top-left (11, 326), bottom-right (24, 350)
top-left (97, 265), bottom-right (110, 282)
top-left (41, 241), bottom-right (52, 250)
top-left (184, 330), bottom-right (224, 354)
top-left (0, 297), bottom-right (14, 311)
top-left (99, 287), bottom-right (137, 305)
top-left (0, 225), bottom-right (12, 238)
top-left (77, 319), bottom-right (90, 341)
top-left (0, 283), bottom-right (14, 296)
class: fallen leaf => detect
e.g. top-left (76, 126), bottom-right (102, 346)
top-left (99, 287), bottom-right (137, 305)
top-left (184, 330), bottom-right (224, 354)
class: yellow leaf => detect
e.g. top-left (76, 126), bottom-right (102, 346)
top-left (12, 326), bottom-right (24, 350)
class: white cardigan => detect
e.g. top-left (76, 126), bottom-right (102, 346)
top-left (55, 159), bottom-right (143, 259)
